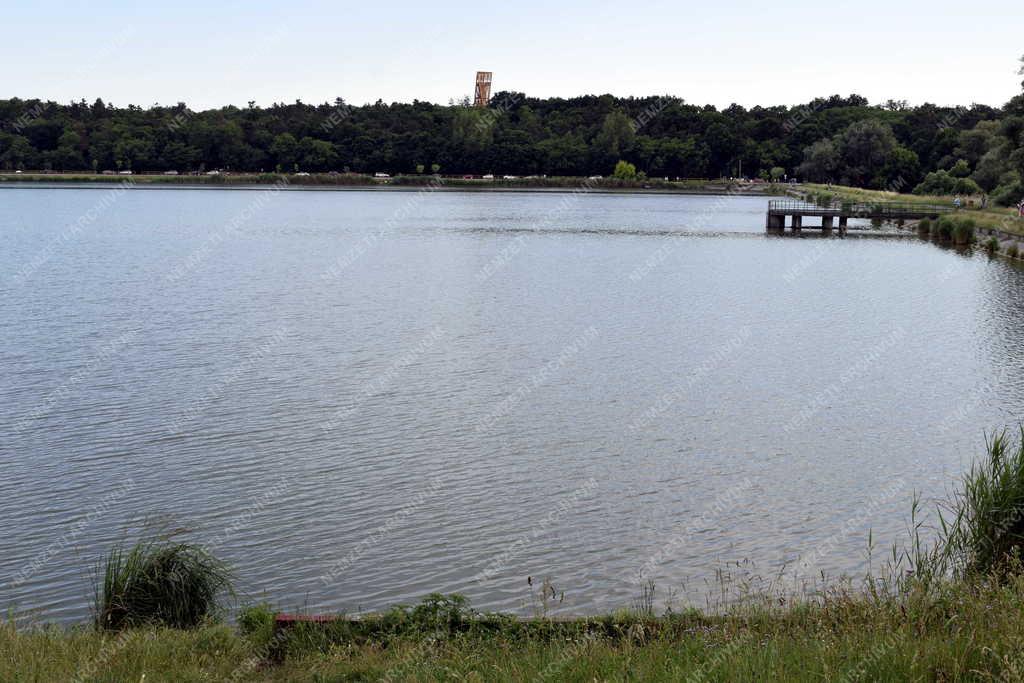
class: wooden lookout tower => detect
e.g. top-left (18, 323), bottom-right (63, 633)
top-left (474, 71), bottom-right (492, 108)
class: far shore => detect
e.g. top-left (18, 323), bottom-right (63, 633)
top-left (0, 172), bottom-right (781, 197)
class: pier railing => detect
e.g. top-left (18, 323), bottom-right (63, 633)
top-left (768, 199), bottom-right (952, 218)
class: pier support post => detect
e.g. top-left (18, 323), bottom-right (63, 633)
top-left (791, 215), bottom-right (802, 234)
top-left (838, 215), bottom-right (848, 236)
top-left (822, 216), bottom-right (834, 234)
top-left (766, 214), bottom-right (784, 232)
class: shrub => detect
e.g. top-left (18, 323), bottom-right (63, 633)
top-left (949, 159), bottom-right (971, 178)
top-left (986, 236), bottom-right (1000, 254)
top-left (383, 593), bottom-right (476, 633)
top-left (236, 602), bottom-right (274, 647)
top-left (95, 539), bottom-right (233, 630)
top-left (914, 166), bottom-right (984, 196)
top-left (918, 218), bottom-right (932, 234)
top-left (915, 170), bottom-right (956, 195)
top-left (953, 177), bottom-right (983, 196)
top-left (1010, 243), bottom-right (1020, 259)
top-left (612, 160), bottom-right (642, 181)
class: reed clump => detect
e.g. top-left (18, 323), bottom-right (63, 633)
top-left (95, 539), bottom-right (233, 630)
top-left (951, 217), bottom-right (976, 245)
top-left (885, 430), bottom-right (1024, 592)
top-left (944, 430), bottom-right (1024, 578)
top-left (934, 216), bottom-right (956, 241)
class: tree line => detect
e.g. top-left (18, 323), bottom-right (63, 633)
top-left (1, 72), bottom-right (1022, 205)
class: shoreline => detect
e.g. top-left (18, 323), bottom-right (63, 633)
top-left (0, 173), bottom-right (778, 197)
top-left (6, 577), bottom-right (1024, 681)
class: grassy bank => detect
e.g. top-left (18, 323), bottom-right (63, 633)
top-left (803, 182), bottom-right (1024, 237)
top-left (0, 172), bottom-right (781, 195)
top-left (10, 431), bottom-right (1024, 681)
top-left (9, 580), bottom-right (1024, 681)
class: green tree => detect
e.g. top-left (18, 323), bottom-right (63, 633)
top-left (880, 147), bottom-right (921, 189)
top-left (269, 133), bottom-right (299, 169)
top-left (594, 110), bottom-right (636, 161)
top-left (949, 158), bottom-right (971, 178)
top-left (53, 130), bottom-right (84, 170)
top-left (298, 137), bottom-right (337, 171)
top-left (1, 135), bottom-right (37, 169)
top-left (161, 141), bottom-right (201, 171)
top-left (955, 121), bottom-right (999, 166)
top-left (796, 139), bottom-right (839, 182)
top-left (838, 119), bottom-right (897, 187)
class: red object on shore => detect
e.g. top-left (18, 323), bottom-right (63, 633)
top-left (274, 614), bottom-right (341, 627)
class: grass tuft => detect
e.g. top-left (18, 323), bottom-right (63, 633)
top-left (951, 217), bottom-right (976, 245)
top-left (95, 539), bottom-right (233, 630)
top-left (944, 430), bottom-right (1024, 579)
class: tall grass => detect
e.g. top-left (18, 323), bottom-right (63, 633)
top-left (934, 216), bottom-right (956, 241)
top-left (95, 539), bottom-right (233, 630)
top-left (885, 430), bottom-right (1024, 595)
top-left (943, 430), bottom-right (1024, 578)
top-left (951, 217), bottom-right (976, 245)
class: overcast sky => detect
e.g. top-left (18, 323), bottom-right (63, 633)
top-left (4, 0), bottom-right (1022, 111)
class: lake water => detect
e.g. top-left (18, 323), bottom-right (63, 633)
top-left (3, 186), bottom-right (1024, 624)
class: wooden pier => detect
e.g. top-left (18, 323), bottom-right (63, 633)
top-left (766, 200), bottom-right (950, 235)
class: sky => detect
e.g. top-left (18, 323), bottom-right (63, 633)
top-left (3, 0), bottom-right (1022, 111)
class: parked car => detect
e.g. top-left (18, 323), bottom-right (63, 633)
top-left (295, 172), bottom-right (310, 176)
top-left (118, 170), bottom-right (133, 175)
top-left (163, 170), bottom-right (179, 175)
top-left (206, 170), bottom-right (220, 176)
top-left (482, 174), bottom-right (494, 180)
top-left (502, 175), bottom-right (518, 180)
top-left (374, 172), bottom-right (390, 178)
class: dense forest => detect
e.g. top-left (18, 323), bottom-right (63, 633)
top-left (2, 66), bottom-right (1023, 204)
